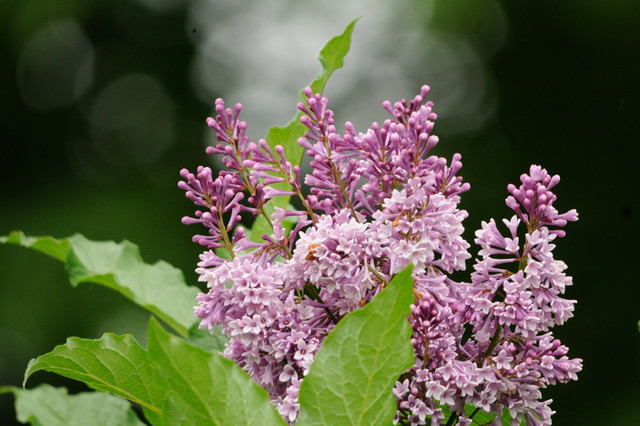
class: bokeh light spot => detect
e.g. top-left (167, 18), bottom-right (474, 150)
top-left (17, 19), bottom-right (95, 111)
top-left (87, 73), bottom-right (176, 170)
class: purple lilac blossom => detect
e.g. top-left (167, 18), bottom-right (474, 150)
top-left (181, 86), bottom-right (581, 425)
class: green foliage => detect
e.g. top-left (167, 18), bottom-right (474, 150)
top-left (1, 231), bottom-right (70, 261)
top-left (9, 232), bottom-right (418, 426)
top-left (250, 18), bottom-right (359, 242)
top-left (470, 409), bottom-right (497, 424)
top-left (440, 403), bottom-right (524, 425)
top-left (23, 333), bottom-right (162, 423)
top-left (147, 317), bottom-right (286, 426)
top-left (186, 323), bottom-right (229, 354)
top-left (19, 319), bottom-right (286, 426)
top-left (1, 231), bottom-right (198, 337)
top-left (11, 384), bottom-right (144, 426)
top-left (265, 16), bottom-right (359, 160)
top-left (297, 265), bottom-right (415, 426)
top-left (311, 17), bottom-right (361, 91)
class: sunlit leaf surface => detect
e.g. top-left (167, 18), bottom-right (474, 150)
top-left (147, 318), bottom-right (286, 426)
top-left (23, 333), bottom-right (162, 423)
top-left (1, 231), bottom-right (198, 336)
top-left (13, 384), bottom-right (144, 426)
top-left (297, 265), bottom-right (415, 426)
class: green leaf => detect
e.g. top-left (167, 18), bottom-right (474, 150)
top-left (1, 230), bottom-right (70, 261)
top-left (147, 317), bottom-right (286, 426)
top-left (503, 407), bottom-right (526, 426)
top-left (2, 232), bottom-right (199, 337)
top-left (265, 17), bottom-right (359, 152)
top-left (12, 384), bottom-right (144, 426)
top-left (309, 16), bottom-right (361, 94)
top-left (440, 403), bottom-right (525, 425)
top-left (186, 323), bottom-right (229, 354)
top-left (65, 234), bottom-right (198, 337)
top-left (251, 18), bottom-right (359, 242)
top-left (23, 333), bottom-right (162, 423)
top-left (297, 265), bottom-right (415, 426)
top-left (472, 408), bottom-right (498, 424)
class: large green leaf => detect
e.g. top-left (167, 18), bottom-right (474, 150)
top-left (23, 333), bottom-right (162, 423)
top-left (1, 231), bottom-right (199, 336)
top-left (147, 317), bottom-right (286, 426)
top-left (11, 384), bottom-right (144, 426)
top-left (297, 265), bottom-right (415, 426)
top-left (251, 18), bottom-right (359, 241)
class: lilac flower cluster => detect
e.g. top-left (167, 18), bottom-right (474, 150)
top-left (392, 165), bottom-right (581, 426)
top-left (180, 86), bottom-right (581, 425)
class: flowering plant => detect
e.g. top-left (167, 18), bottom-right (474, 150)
top-left (1, 20), bottom-right (580, 425)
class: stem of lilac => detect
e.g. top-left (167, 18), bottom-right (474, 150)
top-left (232, 144), bottom-right (276, 232)
top-left (322, 136), bottom-right (360, 221)
top-left (268, 157), bottom-right (317, 224)
top-left (259, 205), bottom-right (275, 229)
top-left (216, 206), bottom-right (235, 259)
top-left (486, 223), bottom-right (531, 358)
top-left (334, 166), bottom-right (360, 220)
top-left (485, 324), bottom-right (503, 358)
top-left (334, 164), bottom-right (359, 219)
top-left (518, 255), bottom-right (528, 272)
top-left (304, 283), bottom-right (339, 324)
top-left (294, 185), bottom-right (318, 223)
top-left (280, 242), bottom-right (293, 259)
top-left (368, 264), bottom-right (388, 284)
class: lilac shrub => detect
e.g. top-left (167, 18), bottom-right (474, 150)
top-left (180, 86), bottom-right (581, 425)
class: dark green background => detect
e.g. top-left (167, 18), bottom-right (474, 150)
top-left (1, 0), bottom-right (639, 424)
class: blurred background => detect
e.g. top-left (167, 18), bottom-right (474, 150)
top-left (1, 0), bottom-right (638, 423)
